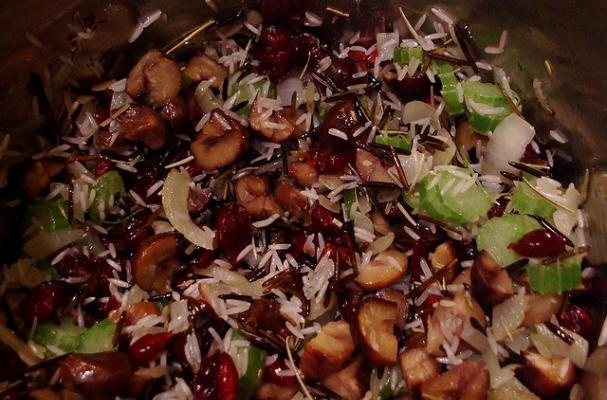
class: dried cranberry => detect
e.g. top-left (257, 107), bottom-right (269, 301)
top-left (160, 96), bottom-right (188, 129)
top-left (254, 0), bottom-right (301, 23)
top-left (55, 253), bottom-right (100, 295)
top-left (488, 197), bottom-right (509, 219)
top-left (337, 288), bottom-right (363, 323)
top-left (508, 229), bottom-right (567, 258)
top-left (348, 48), bottom-right (378, 66)
top-left (309, 45), bottom-right (359, 90)
top-left (310, 205), bottom-right (340, 235)
top-left (559, 305), bottom-right (595, 339)
top-left (94, 105), bottom-right (110, 124)
top-left (192, 353), bottom-right (238, 400)
top-left (264, 359), bottom-right (297, 387)
top-left (20, 281), bottom-right (74, 322)
top-left (287, 229), bottom-right (307, 259)
top-left (311, 144), bottom-right (353, 174)
top-left (109, 210), bottom-right (154, 254)
top-left (128, 332), bottom-right (173, 366)
top-left (454, 239), bottom-right (477, 261)
top-left (254, 26), bottom-right (296, 82)
top-left (95, 159), bottom-right (111, 177)
top-left (216, 203), bottom-right (253, 263)
top-left (387, 72), bottom-right (432, 103)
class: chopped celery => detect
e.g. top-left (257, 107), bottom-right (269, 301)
top-left (477, 214), bottom-right (541, 266)
top-left (413, 168), bottom-right (492, 225)
top-left (462, 82), bottom-right (517, 135)
top-left (374, 133), bottom-right (412, 152)
top-left (77, 319), bottom-right (117, 353)
top-left (232, 331), bottom-right (266, 400)
top-left (510, 179), bottom-right (556, 219)
top-left (393, 46), bottom-right (424, 65)
top-left (438, 70), bottom-right (465, 117)
top-left (34, 317), bottom-right (85, 353)
top-left (89, 171), bottom-right (125, 222)
top-left (527, 260), bottom-right (581, 294)
top-left (232, 76), bottom-right (274, 116)
top-left (27, 197), bottom-right (72, 231)
top-left (343, 189), bottom-right (358, 216)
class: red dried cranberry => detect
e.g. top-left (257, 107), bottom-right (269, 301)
top-left (387, 72), bottom-right (432, 103)
top-left (287, 229), bottom-right (307, 259)
top-left (310, 205), bottom-right (340, 235)
top-left (508, 229), bottom-right (566, 258)
top-left (488, 197), bottom-right (508, 219)
top-left (109, 210), bottom-right (154, 254)
top-left (95, 159), bottom-right (111, 177)
top-left (254, 26), bottom-right (295, 82)
top-left (559, 305), bottom-right (595, 339)
top-left (337, 288), bottom-right (363, 323)
top-left (19, 281), bottom-right (74, 322)
top-left (311, 144), bottom-right (353, 174)
top-left (128, 332), bottom-right (173, 366)
top-left (94, 105), bottom-right (110, 124)
top-left (309, 45), bottom-right (359, 90)
top-left (55, 253), bottom-right (100, 296)
top-left (193, 352), bottom-right (238, 400)
top-left (264, 358), bottom-right (297, 387)
top-left (216, 203), bottom-right (253, 263)
top-left (348, 48), bottom-right (378, 66)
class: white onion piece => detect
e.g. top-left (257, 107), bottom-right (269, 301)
top-left (201, 264), bottom-right (264, 298)
top-left (1, 259), bottom-right (50, 294)
top-left (352, 211), bottom-right (374, 233)
top-left (482, 114), bottom-right (535, 176)
top-left (488, 377), bottom-right (540, 400)
top-left (318, 174), bottom-right (342, 191)
top-left (23, 229), bottom-right (84, 260)
top-left (319, 194), bottom-right (341, 213)
top-left (195, 79), bottom-right (222, 113)
top-left (395, 151), bottom-right (433, 188)
top-left (162, 169), bottom-right (215, 250)
top-left (0, 323), bottom-right (42, 366)
top-left (492, 291), bottom-right (528, 341)
top-left (531, 323), bottom-right (588, 367)
top-left (461, 322), bottom-right (489, 352)
top-left (276, 76), bottom-right (305, 107)
top-left (402, 100), bottom-right (435, 124)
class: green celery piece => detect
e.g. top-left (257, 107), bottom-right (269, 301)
top-left (527, 260), bottom-right (581, 294)
top-left (27, 197), bottom-right (72, 231)
top-left (378, 368), bottom-right (393, 400)
top-left (438, 170), bottom-right (492, 224)
top-left (477, 214), bottom-right (541, 266)
top-left (343, 189), bottom-right (358, 216)
top-left (510, 179), bottom-right (556, 219)
top-left (462, 82), bottom-right (516, 135)
top-left (89, 171), bottom-right (125, 222)
top-left (233, 331), bottom-right (266, 400)
top-left (393, 46), bottom-right (424, 65)
top-left (418, 174), bottom-right (465, 225)
top-left (34, 317), bottom-right (85, 352)
top-left (232, 77), bottom-right (273, 116)
top-left (77, 319), bottom-right (117, 354)
top-left (374, 133), bottom-right (412, 152)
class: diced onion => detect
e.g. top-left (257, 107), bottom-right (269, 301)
top-left (23, 229), bottom-right (84, 260)
top-left (482, 114), bottom-right (535, 176)
top-left (531, 323), bottom-right (588, 367)
top-left (162, 169), bottom-right (215, 250)
top-left (369, 232), bottom-right (395, 255)
top-left (276, 77), bottom-right (305, 107)
top-left (492, 291), bottom-right (528, 341)
top-left (195, 80), bottom-right (222, 113)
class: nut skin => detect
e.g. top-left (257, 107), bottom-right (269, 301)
top-left (523, 293), bottom-right (562, 327)
top-left (355, 149), bottom-right (395, 184)
top-left (191, 110), bottom-right (248, 172)
top-left (471, 250), bottom-right (514, 310)
top-left (518, 353), bottom-right (576, 398)
top-left (126, 50), bottom-right (181, 107)
top-left (288, 162), bottom-right (318, 187)
top-left (249, 98), bottom-right (306, 143)
top-left (132, 233), bottom-right (179, 292)
top-left (321, 357), bottom-right (369, 400)
top-left (184, 54), bottom-right (227, 88)
top-left (300, 320), bottom-right (355, 380)
top-left (355, 250), bottom-right (408, 291)
top-left (399, 347), bottom-right (440, 396)
top-left (234, 174), bottom-right (282, 218)
top-left (119, 105), bottom-right (167, 150)
top-left (354, 297), bottom-right (398, 366)
top-left (420, 360), bottom-right (489, 400)
top-left (274, 180), bottom-right (308, 219)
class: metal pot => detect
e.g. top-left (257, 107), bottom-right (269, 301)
top-left (0, 0), bottom-right (605, 395)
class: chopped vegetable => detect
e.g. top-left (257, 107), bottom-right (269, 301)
top-left (23, 229), bottom-right (85, 260)
top-left (476, 214), bottom-right (541, 266)
top-left (374, 132), bottom-right (412, 151)
top-left (232, 331), bottom-right (266, 400)
top-left (510, 178), bottom-right (556, 218)
top-left (26, 197), bottom-right (72, 231)
top-left (527, 260), bottom-right (581, 294)
top-left (393, 46), bottom-right (424, 65)
top-left (34, 317), bottom-right (86, 353)
top-left (437, 64), bottom-right (465, 117)
top-left (462, 81), bottom-right (518, 135)
top-left (89, 171), bottom-right (125, 221)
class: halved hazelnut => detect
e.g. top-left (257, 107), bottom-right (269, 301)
top-left (132, 233), bottom-right (179, 292)
top-left (255, 383), bottom-right (298, 400)
top-left (375, 288), bottom-right (408, 330)
top-left (288, 162), bottom-right (318, 187)
top-left (355, 149), bottom-right (395, 184)
top-left (519, 353), bottom-right (576, 398)
top-left (430, 241), bottom-right (457, 271)
top-left (118, 105), bottom-right (167, 150)
top-left (184, 54), bottom-right (227, 88)
top-left (300, 320), bottom-right (355, 380)
top-left (420, 360), bottom-right (489, 400)
top-left (234, 174), bottom-right (282, 218)
top-left (399, 347), bottom-right (440, 394)
top-left (191, 110), bottom-right (248, 172)
top-left (249, 98), bottom-right (306, 143)
top-left (126, 50), bottom-right (181, 107)
top-left (471, 250), bottom-right (513, 309)
top-left (355, 250), bottom-right (408, 291)
top-left (522, 293), bottom-right (562, 327)
top-left (274, 180), bottom-right (308, 219)
top-left (321, 357), bottom-right (368, 400)
top-left (355, 298), bottom-right (398, 366)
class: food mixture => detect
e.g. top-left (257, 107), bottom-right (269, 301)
top-left (1, 1), bottom-right (605, 399)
